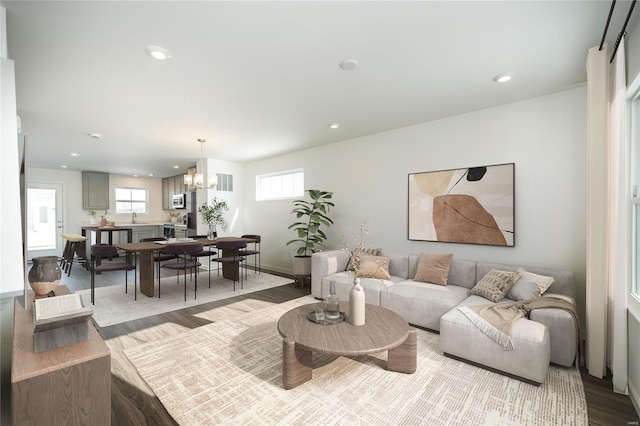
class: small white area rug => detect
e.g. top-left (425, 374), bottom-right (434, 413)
top-left (77, 272), bottom-right (293, 327)
top-left (124, 297), bottom-right (588, 426)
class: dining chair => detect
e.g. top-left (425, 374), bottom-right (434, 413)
top-left (192, 235), bottom-right (217, 288)
top-left (139, 237), bottom-right (177, 281)
top-left (160, 242), bottom-right (203, 301)
top-left (238, 234), bottom-right (261, 278)
top-left (90, 243), bottom-right (137, 305)
top-left (213, 240), bottom-right (247, 291)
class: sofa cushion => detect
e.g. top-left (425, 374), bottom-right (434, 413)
top-left (414, 252), bottom-right (453, 286)
top-left (356, 255), bottom-right (391, 280)
top-left (507, 267), bottom-right (555, 301)
top-left (321, 272), bottom-right (397, 305)
top-left (471, 269), bottom-right (520, 303)
top-left (382, 253), bottom-right (411, 279)
top-left (476, 262), bottom-right (576, 299)
top-left (380, 281), bottom-right (469, 330)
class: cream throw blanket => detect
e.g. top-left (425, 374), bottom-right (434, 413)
top-left (458, 295), bottom-right (580, 353)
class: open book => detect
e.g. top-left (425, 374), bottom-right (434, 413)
top-left (33, 293), bottom-right (93, 332)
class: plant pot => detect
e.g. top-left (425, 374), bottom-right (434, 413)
top-left (293, 255), bottom-right (311, 276)
top-left (28, 256), bottom-right (62, 295)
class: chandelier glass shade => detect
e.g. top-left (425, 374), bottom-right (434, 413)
top-left (184, 139), bottom-right (217, 190)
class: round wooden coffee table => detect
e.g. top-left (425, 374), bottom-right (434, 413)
top-left (277, 302), bottom-right (417, 389)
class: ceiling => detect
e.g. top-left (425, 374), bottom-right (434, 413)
top-left (1, 1), bottom-right (631, 178)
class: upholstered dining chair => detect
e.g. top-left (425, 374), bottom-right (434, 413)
top-left (160, 242), bottom-right (203, 301)
top-left (238, 234), bottom-right (261, 278)
top-left (139, 237), bottom-right (177, 281)
top-left (90, 243), bottom-right (136, 305)
top-left (213, 240), bottom-right (247, 291)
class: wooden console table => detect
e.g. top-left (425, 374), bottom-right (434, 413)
top-left (11, 286), bottom-right (111, 425)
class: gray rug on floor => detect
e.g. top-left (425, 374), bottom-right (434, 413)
top-left (124, 297), bottom-right (588, 425)
top-left (77, 272), bottom-right (293, 327)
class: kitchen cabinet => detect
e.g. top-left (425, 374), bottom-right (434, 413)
top-left (132, 225), bottom-right (160, 243)
top-left (82, 171), bottom-right (109, 211)
top-left (162, 174), bottom-right (188, 210)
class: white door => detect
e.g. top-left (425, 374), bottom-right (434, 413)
top-left (26, 183), bottom-right (64, 260)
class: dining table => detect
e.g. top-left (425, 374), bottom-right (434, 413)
top-left (115, 236), bottom-right (256, 297)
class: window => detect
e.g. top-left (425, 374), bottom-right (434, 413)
top-left (256, 169), bottom-right (304, 201)
top-left (115, 187), bottom-right (148, 214)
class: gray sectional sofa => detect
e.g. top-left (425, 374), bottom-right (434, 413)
top-left (311, 250), bottom-right (578, 384)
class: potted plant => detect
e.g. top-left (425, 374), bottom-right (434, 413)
top-left (286, 189), bottom-right (334, 276)
top-left (198, 197), bottom-right (229, 240)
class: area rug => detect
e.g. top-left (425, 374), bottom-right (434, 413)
top-left (77, 272), bottom-right (293, 327)
top-left (124, 297), bottom-right (588, 426)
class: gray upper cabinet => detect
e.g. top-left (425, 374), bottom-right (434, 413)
top-left (82, 171), bottom-right (109, 211)
top-left (162, 174), bottom-right (188, 210)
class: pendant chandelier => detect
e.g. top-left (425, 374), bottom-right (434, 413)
top-left (184, 138), bottom-right (217, 189)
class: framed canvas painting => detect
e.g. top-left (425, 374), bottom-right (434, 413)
top-left (408, 163), bottom-right (515, 246)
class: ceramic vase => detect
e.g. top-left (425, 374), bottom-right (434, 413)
top-left (28, 256), bottom-right (62, 296)
top-left (349, 277), bottom-right (365, 326)
top-left (100, 217), bottom-right (107, 226)
top-left (207, 223), bottom-right (217, 240)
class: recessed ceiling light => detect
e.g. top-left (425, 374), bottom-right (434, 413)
top-left (493, 73), bottom-right (514, 83)
top-left (145, 45), bottom-right (172, 61)
top-left (329, 123), bottom-right (340, 129)
top-left (172, 165), bottom-right (180, 169)
top-left (148, 174), bottom-right (154, 177)
top-left (61, 165), bottom-right (68, 168)
top-left (88, 132), bottom-right (102, 139)
top-left (70, 152), bottom-right (79, 157)
top-left (339, 59), bottom-right (359, 71)
top-left (133, 174), bottom-right (139, 178)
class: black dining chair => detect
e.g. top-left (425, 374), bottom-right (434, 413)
top-left (192, 235), bottom-right (217, 288)
top-left (238, 234), bottom-right (261, 278)
top-left (213, 240), bottom-right (247, 291)
top-left (139, 237), bottom-right (177, 281)
top-left (90, 243), bottom-right (137, 305)
top-left (160, 242), bottom-right (203, 301)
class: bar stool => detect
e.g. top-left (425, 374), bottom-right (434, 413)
top-left (60, 233), bottom-right (89, 276)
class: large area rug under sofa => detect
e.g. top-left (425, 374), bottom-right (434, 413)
top-left (311, 250), bottom-right (579, 385)
top-left (124, 297), bottom-right (588, 425)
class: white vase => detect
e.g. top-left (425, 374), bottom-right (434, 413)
top-left (349, 277), bottom-right (365, 326)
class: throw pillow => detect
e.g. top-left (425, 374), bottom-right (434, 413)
top-left (356, 255), bottom-right (391, 280)
top-left (347, 248), bottom-right (382, 271)
top-left (506, 267), bottom-right (555, 301)
top-left (471, 269), bottom-right (520, 303)
top-left (413, 252), bottom-right (453, 286)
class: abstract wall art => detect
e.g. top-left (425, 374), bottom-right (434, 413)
top-left (408, 163), bottom-right (515, 246)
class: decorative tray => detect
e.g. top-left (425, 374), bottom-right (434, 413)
top-left (307, 310), bottom-right (346, 325)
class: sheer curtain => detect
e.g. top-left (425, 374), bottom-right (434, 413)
top-left (586, 40), bottom-right (629, 394)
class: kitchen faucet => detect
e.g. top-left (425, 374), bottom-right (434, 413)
top-left (132, 212), bottom-right (137, 224)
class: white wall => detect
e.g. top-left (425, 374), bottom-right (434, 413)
top-left (243, 87), bottom-right (587, 321)
top-left (197, 158), bottom-right (244, 237)
top-left (0, 56), bottom-right (24, 295)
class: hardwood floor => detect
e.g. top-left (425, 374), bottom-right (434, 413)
top-left (2, 262), bottom-right (638, 425)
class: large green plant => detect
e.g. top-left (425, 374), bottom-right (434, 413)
top-left (197, 197), bottom-right (229, 230)
top-left (287, 189), bottom-right (334, 256)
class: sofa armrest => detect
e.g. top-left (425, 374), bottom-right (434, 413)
top-left (311, 250), bottom-right (349, 299)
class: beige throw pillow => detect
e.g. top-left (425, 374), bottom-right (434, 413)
top-left (347, 248), bottom-right (382, 271)
top-left (471, 269), bottom-right (521, 302)
top-left (356, 255), bottom-right (391, 280)
top-left (413, 252), bottom-right (453, 286)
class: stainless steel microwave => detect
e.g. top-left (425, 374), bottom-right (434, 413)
top-left (172, 193), bottom-right (186, 209)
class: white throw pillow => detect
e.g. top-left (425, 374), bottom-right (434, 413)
top-left (506, 267), bottom-right (555, 301)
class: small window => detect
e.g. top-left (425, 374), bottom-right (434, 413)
top-left (115, 187), bottom-right (148, 214)
top-left (256, 169), bottom-right (304, 201)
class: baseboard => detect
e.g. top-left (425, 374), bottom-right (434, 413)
top-left (629, 377), bottom-right (640, 418)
